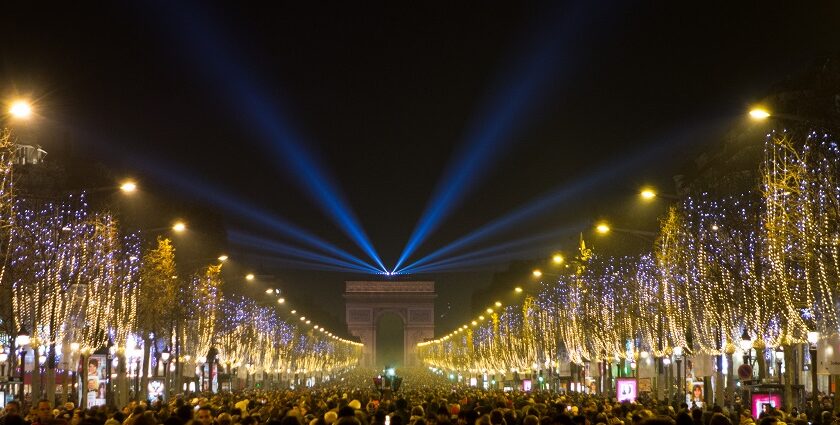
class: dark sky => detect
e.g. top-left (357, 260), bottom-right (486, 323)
top-left (1, 1), bottom-right (839, 333)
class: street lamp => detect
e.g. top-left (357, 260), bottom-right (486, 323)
top-left (15, 329), bottom-right (30, 404)
top-left (8, 100), bottom-right (33, 119)
top-left (171, 221), bottom-right (186, 233)
top-left (119, 180), bottom-right (138, 193)
top-left (775, 346), bottom-right (784, 383)
top-left (552, 254), bottom-right (564, 264)
top-left (673, 346), bottom-right (684, 403)
top-left (749, 108), bottom-right (771, 120)
top-left (160, 349), bottom-right (170, 400)
top-left (638, 187), bottom-right (681, 201)
top-left (594, 221), bottom-right (657, 241)
top-left (808, 331), bottom-right (820, 424)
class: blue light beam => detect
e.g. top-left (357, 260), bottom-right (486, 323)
top-left (149, 2), bottom-right (386, 272)
top-left (229, 230), bottom-right (381, 273)
top-left (398, 224), bottom-right (583, 274)
top-left (398, 119), bottom-right (723, 274)
top-left (83, 136), bottom-right (380, 273)
top-left (392, 0), bottom-right (620, 272)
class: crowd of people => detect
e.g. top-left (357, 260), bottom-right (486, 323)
top-left (0, 368), bottom-right (834, 425)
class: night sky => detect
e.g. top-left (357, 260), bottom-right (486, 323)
top-left (1, 1), bottom-right (839, 334)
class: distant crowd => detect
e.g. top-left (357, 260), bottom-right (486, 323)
top-left (0, 368), bottom-right (836, 425)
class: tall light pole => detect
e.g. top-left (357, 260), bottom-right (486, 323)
top-left (15, 329), bottom-right (30, 405)
top-left (808, 331), bottom-right (820, 424)
top-left (674, 346), bottom-right (684, 404)
top-left (160, 349), bottom-right (170, 400)
top-left (774, 346), bottom-right (784, 384)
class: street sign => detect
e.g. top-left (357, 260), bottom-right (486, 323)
top-left (737, 364), bottom-right (752, 380)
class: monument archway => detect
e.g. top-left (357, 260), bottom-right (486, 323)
top-left (344, 281), bottom-right (436, 367)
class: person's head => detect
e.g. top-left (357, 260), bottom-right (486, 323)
top-left (693, 386), bottom-right (702, 399)
top-left (4, 401), bottom-right (21, 416)
top-left (37, 400), bottom-right (54, 421)
top-left (88, 358), bottom-right (99, 372)
top-left (709, 414), bottom-right (732, 425)
top-left (197, 407), bottom-right (214, 425)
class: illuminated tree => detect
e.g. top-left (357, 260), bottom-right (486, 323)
top-left (136, 237), bottom-right (177, 400)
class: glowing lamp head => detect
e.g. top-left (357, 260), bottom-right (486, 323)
top-left (532, 269), bottom-right (542, 278)
top-left (596, 223), bottom-right (610, 234)
top-left (740, 328), bottom-right (752, 352)
top-left (749, 108), bottom-right (771, 120)
top-left (552, 254), bottom-right (564, 264)
top-left (15, 330), bottom-right (30, 347)
top-left (120, 181), bottom-right (138, 193)
top-left (218, 255), bottom-right (229, 262)
top-left (808, 331), bottom-right (820, 345)
top-left (486, 308), bottom-right (493, 314)
top-left (265, 288), bottom-right (274, 294)
top-left (640, 189), bottom-right (656, 200)
top-left (70, 342), bottom-right (80, 352)
top-left (494, 301), bottom-right (502, 307)
top-left (172, 221), bottom-right (186, 233)
top-left (514, 287), bottom-right (523, 293)
top-left (160, 351), bottom-right (170, 362)
top-left (9, 100), bottom-right (32, 119)
top-left (278, 298), bottom-right (285, 304)
top-left (246, 273), bottom-right (255, 281)
top-left (673, 346), bottom-right (683, 357)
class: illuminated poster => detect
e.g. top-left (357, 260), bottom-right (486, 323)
top-left (616, 378), bottom-right (638, 402)
top-left (86, 355), bottom-right (107, 407)
top-left (751, 393), bottom-right (782, 418)
top-left (688, 382), bottom-right (704, 408)
top-left (148, 379), bottom-right (164, 399)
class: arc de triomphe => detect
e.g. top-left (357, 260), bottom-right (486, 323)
top-left (343, 281), bottom-right (436, 367)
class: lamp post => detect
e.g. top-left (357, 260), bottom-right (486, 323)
top-left (0, 347), bottom-right (8, 394)
top-left (808, 331), bottom-right (820, 424)
top-left (196, 356), bottom-right (206, 392)
top-left (740, 329), bottom-right (753, 370)
top-left (160, 350), bottom-right (170, 400)
top-left (774, 347), bottom-right (784, 384)
top-left (15, 329), bottom-right (30, 405)
top-left (663, 357), bottom-right (672, 404)
top-left (674, 347), bottom-right (684, 404)
top-left (132, 347), bottom-right (142, 401)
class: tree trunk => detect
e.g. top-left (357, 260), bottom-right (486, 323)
top-left (116, 351), bottom-right (128, 408)
top-left (757, 348), bottom-right (767, 381)
top-left (783, 347), bottom-right (794, 412)
top-left (726, 353), bottom-right (735, 408)
top-left (140, 337), bottom-right (152, 402)
top-left (79, 354), bottom-right (88, 409)
top-left (715, 354), bottom-right (724, 407)
top-left (32, 350), bottom-right (41, 402)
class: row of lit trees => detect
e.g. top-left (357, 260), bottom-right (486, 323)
top-left (418, 126), bottom-right (840, 406)
top-left (0, 127), bottom-right (362, 406)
